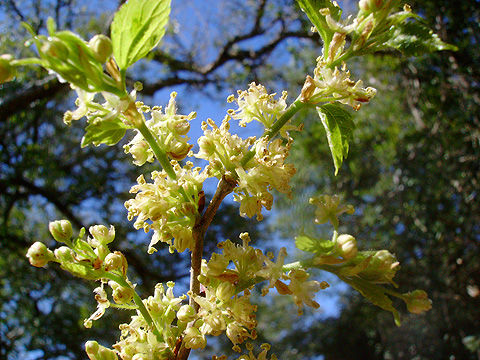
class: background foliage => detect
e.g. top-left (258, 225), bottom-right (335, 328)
top-left (0, 0), bottom-right (478, 359)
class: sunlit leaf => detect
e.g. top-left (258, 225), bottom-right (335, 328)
top-left (318, 103), bottom-right (355, 175)
top-left (81, 118), bottom-right (128, 147)
top-left (341, 275), bottom-right (401, 326)
top-left (111, 0), bottom-right (171, 70)
top-left (295, 234), bottom-right (334, 254)
top-left (296, 0), bottom-right (342, 48)
top-left (385, 20), bottom-right (458, 56)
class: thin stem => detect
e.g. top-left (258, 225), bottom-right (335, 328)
top-left (240, 98), bottom-right (306, 167)
top-left (104, 272), bottom-right (163, 341)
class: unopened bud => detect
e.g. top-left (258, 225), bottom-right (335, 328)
top-left (109, 281), bottom-right (134, 304)
top-left (216, 282), bottom-right (236, 302)
top-left (104, 252), bottom-right (124, 271)
top-left (0, 54), bottom-right (15, 83)
top-left (27, 242), bottom-right (54, 267)
top-left (49, 220), bottom-right (73, 243)
top-left (41, 37), bottom-right (69, 60)
top-left (85, 340), bottom-right (118, 360)
top-left (177, 304), bottom-right (196, 323)
top-left (359, 0), bottom-right (383, 13)
top-left (370, 250), bottom-right (398, 271)
top-left (54, 246), bottom-right (75, 262)
top-left (183, 327), bottom-right (207, 349)
top-left (403, 290), bottom-right (432, 314)
top-left (336, 234), bottom-right (358, 260)
top-left (89, 225), bottom-right (115, 246)
top-left (88, 35), bottom-right (112, 64)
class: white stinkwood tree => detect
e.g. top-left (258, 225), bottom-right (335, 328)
top-left (1, 0), bottom-right (456, 359)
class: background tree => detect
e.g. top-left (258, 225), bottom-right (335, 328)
top-left (0, 0), bottom-right (311, 358)
top-left (271, 0), bottom-right (480, 359)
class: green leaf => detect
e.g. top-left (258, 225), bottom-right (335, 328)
top-left (111, 0), bottom-right (171, 70)
top-left (385, 20), bottom-right (458, 57)
top-left (318, 103), bottom-right (355, 175)
top-left (341, 275), bottom-right (401, 326)
top-left (295, 234), bottom-right (334, 254)
top-left (81, 118), bottom-right (128, 147)
top-left (296, 0), bottom-right (342, 49)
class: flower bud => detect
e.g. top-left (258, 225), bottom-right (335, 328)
top-left (370, 250), bottom-right (398, 271)
top-left (54, 246), bottom-right (75, 262)
top-left (89, 225), bottom-right (115, 246)
top-left (177, 304), bottom-right (196, 323)
top-left (336, 234), bottom-right (358, 260)
top-left (27, 242), bottom-right (54, 267)
top-left (85, 340), bottom-right (118, 360)
top-left (88, 34), bottom-right (112, 64)
top-left (109, 281), bottom-right (134, 304)
top-left (359, 0), bottom-right (383, 13)
top-left (104, 252), bottom-right (124, 271)
top-left (41, 37), bottom-right (69, 60)
top-left (125, 141), bottom-right (152, 166)
top-left (49, 220), bottom-right (73, 243)
top-left (216, 281), bottom-right (236, 302)
top-left (0, 54), bottom-right (15, 83)
top-left (183, 327), bottom-right (207, 349)
top-left (403, 290), bottom-right (432, 314)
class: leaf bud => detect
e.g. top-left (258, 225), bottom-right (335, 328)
top-left (0, 54), bottom-right (16, 83)
top-left (49, 220), bottom-right (73, 243)
top-left (336, 234), bottom-right (358, 260)
top-left (177, 304), bottom-right (197, 323)
top-left (41, 37), bottom-right (69, 60)
top-left (88, 34), bottom-right (112, 64)
top-left (27, 242), bottom-right (55, 267)
top-left (89, 225), bottom-right (115, 246)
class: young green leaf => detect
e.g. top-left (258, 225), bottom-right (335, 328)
top-left (340, 275), bottom-right (401, 326)
top-left (296, 0), bottom-right (342, 50)
top-left (295, 234), bottom-right (334, 254)
top-left (384, 20), bottom-right (458, 57)
top-left (318, 103), bottom-right (355, 175)
top-left (111, 0), bottom-right (171, 70)
top-left (81, 118), bottom-right (128, 148)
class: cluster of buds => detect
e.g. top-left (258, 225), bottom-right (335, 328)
top-left (301, 62), bottom-right (377, 110)
top-left (113, 283), bottom-right (188, 360)
top-left (124, 92), bottom-right (194, 164)
top-left (23, 19), bottom-right (119, 93)
top-left (201, 233), bottom-right (326, 325)
top-left (233, 136), bottom-right (296, 221)
top-left (227, 83), bottom-right (288, 128)
top-left (125, 161), bottom-right (207, 254)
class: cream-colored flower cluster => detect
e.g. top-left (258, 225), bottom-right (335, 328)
top-left (124, 92), bottom-right (195, 165)
top-left (302, 62), bottom-right (377, 110)
top-left (227, 82), bottom-right (288, 128)
top-left (113, 283), bottom-right (187, 360)
top-left (196, 113), bottom-right (297, 221)
top-left (125, 161), bottom-right (207, 254)
top-left (234, 136), bottom-right (296, 220)
top-left (200, 233), bottom-right (326, 328)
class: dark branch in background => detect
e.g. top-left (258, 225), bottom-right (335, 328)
top-left (0, 76), bottom-right (69, 121)
top-left (5, 0), bottom-right (26, 22)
